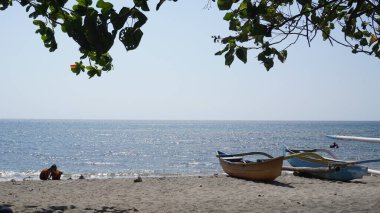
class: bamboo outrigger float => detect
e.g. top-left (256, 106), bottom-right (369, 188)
top-left (216, 151), bottom-right (283, 182)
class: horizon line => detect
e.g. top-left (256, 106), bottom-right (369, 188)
top-left (0, 118), bottom-right (379, 122)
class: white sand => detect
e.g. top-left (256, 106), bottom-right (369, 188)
top-left (1, 173), bottom-right (379, 212)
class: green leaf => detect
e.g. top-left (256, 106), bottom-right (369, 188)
top-left (131, 8), bottom-right (147, 29)
top-left (217, 0), bottom-right (233, 11)
top-left (264, 59), bottom-right (274, 71)
top-left (322, 27), bottom-right (330, 40)
top-left (221, 36), bottom-right (235, 44)
top-left (134, 0), bottom-right (149, 11)
top-left (71, 62), bottom-right (84, 75)
top-left (257, 52), bottom-right (266, 62)
top-left (236, 32), bottom-right (248, 42)
top-left (223, 12), bottom-right (234, 21)
top-left (229, 19), bottom-right (240, 31)
top-left (77, 0), bottom-right (92, 7)
top-left (87, 68), bottom-right (97, 78)
top-left (362, 31), bottom-right (371, 37)
top-left (263, 47), bottom-right (273, 56)
top-left (96, 0), bottom-right (113, 15)
top-left (33, 20), bottom-right (45, 27)
top-left (282, 50), bottom-right (287, 61)
top-left (238, 2), bottom-right (247, 11)
top-left (277, 50), bottom-right (287, 63)
top-left (26, 5), bottom-right (31, 12)
top-left (61, 25), bottom-right (67, 33)
top-left (252, 23), bottom-right (268, 36)
top-left (329, 23), bottom-right (335, 30)
top-left (372, 43), bottom-right (379, 53)
top-left (246, 2), bottom-right (257, 19)
top-left (119, 27), bottom-right (144, 51)
top-left (360, 38), bottom-right (368, 46)
top-left (225, 51), bottom-right (235, 67)
top-left (156, 0), bottom-right (165, 10)
top-left (254, 35), bottom-right (264, 44)
top-left (73, 4), bottom-right (88, 16)
top-left (111, 7), bottom-right (130, 31)
top-left (353, 31), bottom-right (363, 40)
top-left (29, 11), bottom-right (38, 19)
top-left (20, 0), bottom-right (28, 6)
top-left (236, 47), bottom-right (247, 63)
top-left (0, 0), bottom-right (11, 10)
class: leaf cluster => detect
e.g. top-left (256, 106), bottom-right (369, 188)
top-left (0, 0), bottom-right (12, 10)
top-left (215, 0), bottom-right (380, 70)
top-left (9, 0), bottom-right (155, 78)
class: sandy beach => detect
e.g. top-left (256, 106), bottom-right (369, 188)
top-left (1, 173), bottom-right (380, 213)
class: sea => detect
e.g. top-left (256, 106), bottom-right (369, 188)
top-left (1, 120), bottom-right (380, 181)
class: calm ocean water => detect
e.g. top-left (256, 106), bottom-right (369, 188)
top-left (1, 120), bottom-right (380, 181)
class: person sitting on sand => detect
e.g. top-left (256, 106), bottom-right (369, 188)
top-left (39, 164), bottom-right (63, 180)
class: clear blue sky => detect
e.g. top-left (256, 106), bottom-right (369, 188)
top-left (0, 1), bottom-right (379, 120)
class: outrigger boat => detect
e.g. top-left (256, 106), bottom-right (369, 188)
top-left (216, 151), bottom-right (284, 182)
top-left (283, 146), bottom-right (369, 181)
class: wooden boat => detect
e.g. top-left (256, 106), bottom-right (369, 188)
top-left (283, 146), bottom-right (368, 181)
top-left (216, 151), bottom-right (283, 182)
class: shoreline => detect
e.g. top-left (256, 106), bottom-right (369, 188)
top-left (0, 172), bottom-right (221, 182)
top-left (1, 173), bottom-right (379, 212)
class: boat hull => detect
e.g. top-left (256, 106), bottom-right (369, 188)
top-left (287, 157), bottom-right (368, 181)
top-left (284, 148), bottom-right (368, 181)
top-left (218, 156), bottom-right (284, 182)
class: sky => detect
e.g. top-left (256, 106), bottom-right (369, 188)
top-left (0, 1), bottom-right (379, 121)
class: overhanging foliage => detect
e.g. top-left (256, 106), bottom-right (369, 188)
top-left (1, 0), bottom-right (379, 77)
top-left (214, 0), bottom-right (380, 70)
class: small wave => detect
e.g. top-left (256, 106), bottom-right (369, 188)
top-left (187, 161), bottom-right (213, 166)
top-left (83, 161), bottom-right (115, 166)
top-left (0, 170), bottom-right (39, 181)
top-left (188, 162), bottom-right (200, 165)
